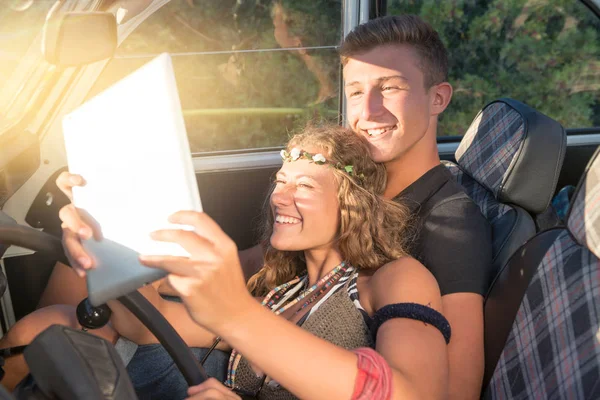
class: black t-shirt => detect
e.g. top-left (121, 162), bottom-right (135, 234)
top-left (394, 164), bottom-right (493, 296)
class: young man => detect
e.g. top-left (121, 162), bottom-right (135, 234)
top-left (340, 15), bottom-right (492, 400)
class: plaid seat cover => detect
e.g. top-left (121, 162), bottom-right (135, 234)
top-left (456, 102), bottom-right (526, 199)
top-left (567, 160), bottom-right (600, 260)
top-left (444, 100), bottom-right (527, 226)
top-left (444, 161), bottom-right (511, 224)
top-left (485, 231), bottom-right (600, 399)
top-left (486, 151), bottom-right (600, 399)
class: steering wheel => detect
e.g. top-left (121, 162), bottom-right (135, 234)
top-left (0, 211), bottom-right (208, 397)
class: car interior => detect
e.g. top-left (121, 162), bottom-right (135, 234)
top-left (0, 0), bottom-right (599, 399)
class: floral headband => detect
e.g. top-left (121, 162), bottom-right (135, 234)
top-left (280, 148), bottom-right (365, 180)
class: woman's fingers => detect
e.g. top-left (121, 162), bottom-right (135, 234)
top-left (138, 255), bottom-right (197, 276)
top-left (168, 211), bottom-right (232, 246)
top-left (187, 378), bottom-right (241, 399)
top-left (141, 211), bottom-right (248, 333)
top-left (186, 388), bottom-right (239, 399)
top-left (59, 205), bottom-right (93, 239)
top-left (188, 378), bottom-right (225, 394)
top-left (62, 227), bottom-right (92, 277)
top-left (149, 228), bottom-right (214, 257)
top-left (59, 204), bottom-right (96, 275)
top-left (56, 171), bottom-right (86, 201)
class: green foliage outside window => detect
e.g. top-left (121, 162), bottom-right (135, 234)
top-left (87, 0), bottom-right (342, 154)
top-left (9, 0), bottom-right (595, 152)
top-left (388, 0), bottom-right (600, 136)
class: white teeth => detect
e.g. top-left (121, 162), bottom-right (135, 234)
top-left (367, 127), bottom-right (393, 136)
top-left (275, 214), bottom-right (301, 224)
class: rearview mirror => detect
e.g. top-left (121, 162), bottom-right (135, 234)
top-left (42, 11), bottom-right (117, 67)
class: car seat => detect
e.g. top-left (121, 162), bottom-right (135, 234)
top-left (483, 147), bottom-right (600, 398)
top-left (443, 98), bottom-right (566, 288)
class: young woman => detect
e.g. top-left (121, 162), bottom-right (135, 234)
top-left (1, 124), bottom-right (450, 400)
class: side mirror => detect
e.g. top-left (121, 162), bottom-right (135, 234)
top-left (42, 10), bottom-right (117, 67)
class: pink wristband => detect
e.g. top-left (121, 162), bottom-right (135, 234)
top-left (351, 347), bottom-right (393, 400)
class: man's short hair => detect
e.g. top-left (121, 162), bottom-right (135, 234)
top-left (340, 15), bottom-right (449, 89)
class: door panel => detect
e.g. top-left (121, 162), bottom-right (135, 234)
top-left (197, 168), bottom-right (277, 251)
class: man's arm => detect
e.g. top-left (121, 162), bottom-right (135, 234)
top-left (443, 293), bottom-right (485, 400)
top-left (420, 197), bottom-right (492, 400)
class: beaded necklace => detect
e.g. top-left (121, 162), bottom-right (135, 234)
top-left (263, 262), bottom-right (348, 316)
top-left (225, 261), bottom-right (350, 389)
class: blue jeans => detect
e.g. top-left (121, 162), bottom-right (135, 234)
top-left (127, 344), bottom-right (230, 400)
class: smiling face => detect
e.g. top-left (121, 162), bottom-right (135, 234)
top-left (343, 44), bottom-right (437, 164)
top-left (269, 149), bottom-right (340, 252)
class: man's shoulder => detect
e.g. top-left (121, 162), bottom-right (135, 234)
top-left (407, 171), bottom-right (493, 297)
top-left (421, 172), bottom-right (486, 224)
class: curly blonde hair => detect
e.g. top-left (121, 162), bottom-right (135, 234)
top-left (247, 123), bottom-right (414, 296)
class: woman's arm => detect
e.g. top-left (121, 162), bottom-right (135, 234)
top-left (369, 258), bottom-right (449, 399)
top-left (204, 258), bottom-right (448, 400)
top-left (139, 212), bottom-right (449, 399)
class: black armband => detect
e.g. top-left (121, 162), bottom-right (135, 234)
top-left (371, 303), bottom-right (451, 344)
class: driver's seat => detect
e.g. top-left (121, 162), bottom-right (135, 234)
top-left (483, 147), bottom-right (600, 398)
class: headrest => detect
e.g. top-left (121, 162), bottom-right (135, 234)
top-left (455, 98), bottom-right (566, 214)
top-left (567, 148), bottom-right (600, 259)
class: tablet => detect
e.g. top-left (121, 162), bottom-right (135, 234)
top-left (62, 53), bottom-right (202, 306)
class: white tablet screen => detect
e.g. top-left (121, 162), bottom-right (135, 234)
top-left (63, 53), bottom-right (201, 258)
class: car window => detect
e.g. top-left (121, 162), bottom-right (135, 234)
top-left (387, 0), bottom-right (600, 136)
top-left (87, 0), bottom-right (343, 154)
top-left (0, 3), bottom-right (50, 89)
top-left (0, 2), bottom-right (55, 127)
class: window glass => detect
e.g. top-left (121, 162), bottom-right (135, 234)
top-left (87, 0), bottom-right (342, 153)
top-left (0, 1), bottom-right (54, 125)
top-left (387, 0), bottom-right (600, 136)
top-left (0, 2), bottom-right (50, 89)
